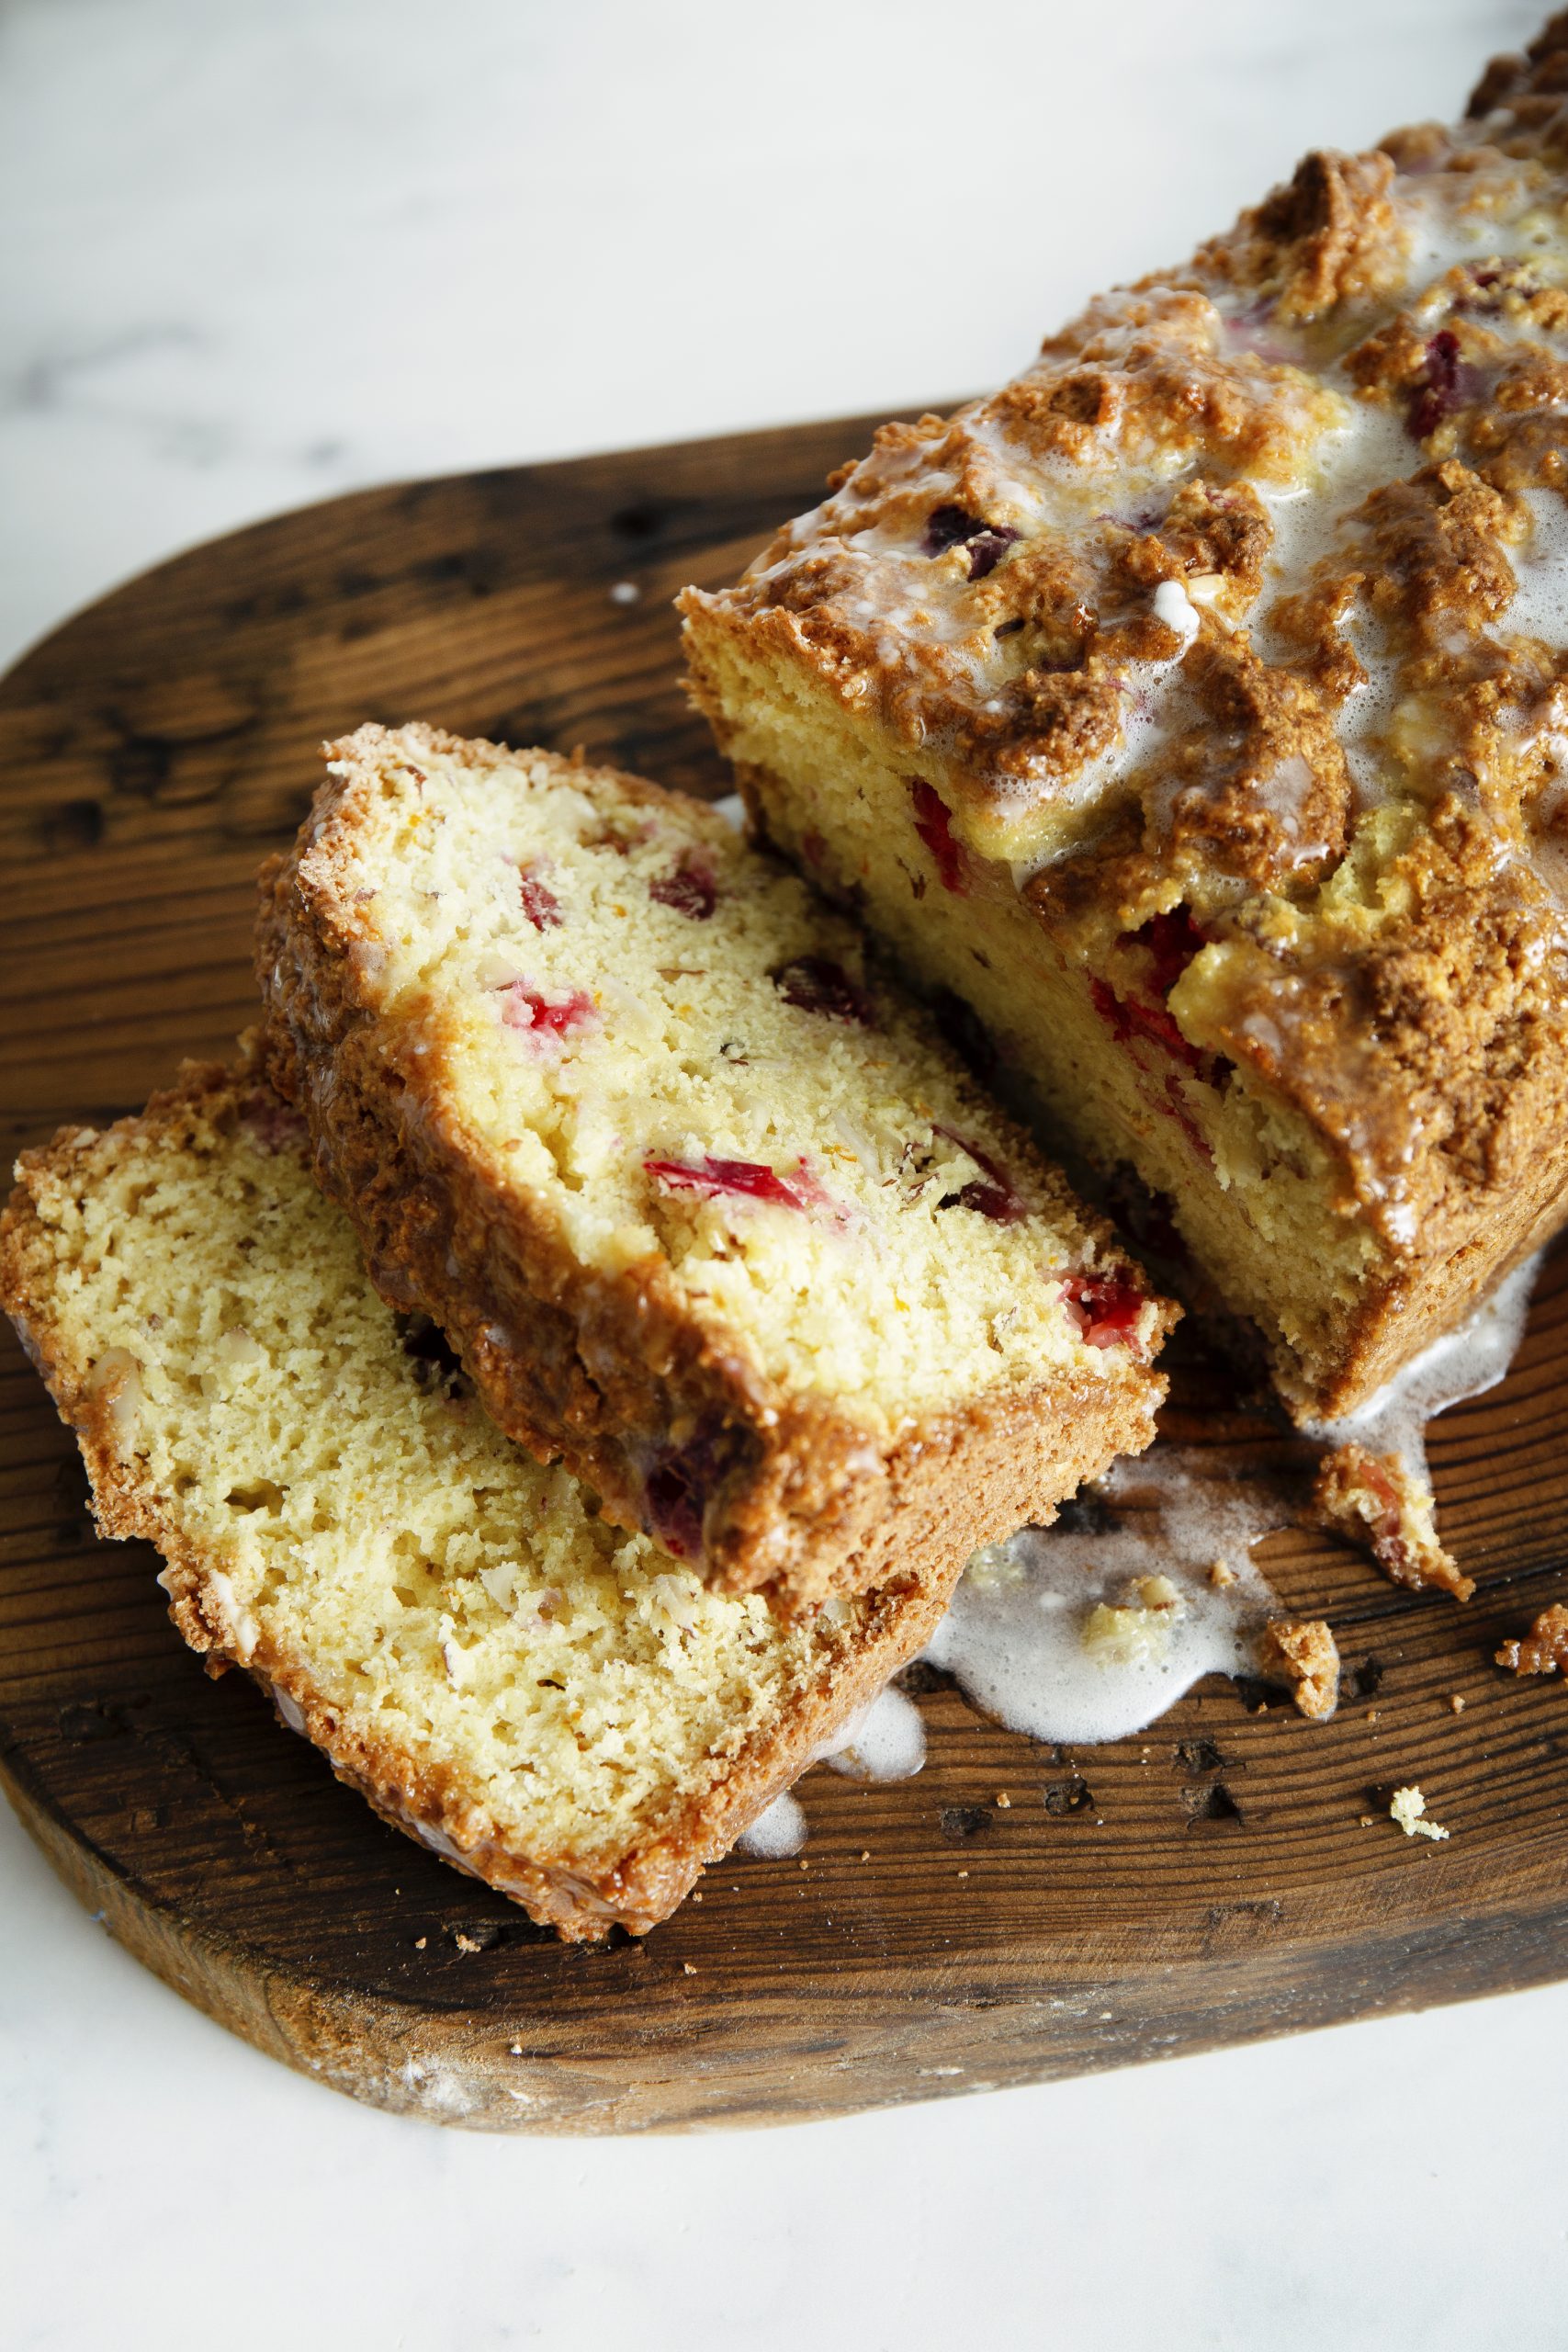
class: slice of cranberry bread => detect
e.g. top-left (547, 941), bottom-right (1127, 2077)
top-left (256, 723), bottom-right (1174, 1611)
top-left (681, 23), bottom-right (1568, 1423)
top-left (0, 1063), bottom-right (958, 1940)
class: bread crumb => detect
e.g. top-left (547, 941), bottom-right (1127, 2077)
top-left (860, 1849), bottom-right (871, 1861)
top-left (1209, 1560), bottom-right (1237, 1589)
top-left (1258, 1617), bottom-right (1339, 1720)
top-left (1449, 1693), bottom-right (1466, 1713)
top-left (1495, 1601), bottom-right (1568, 1676)
top-left (995, 1791), bottom-right (1011, 1808)
top-left (453, 1930), bottom-right (483, 1953)
top-left (1359, 1814), bottom-right (1377, 1827)
top-left (414, 1936), bottom-right (427, 1949)
top-left (1390, 1784), bottom-right (1450, 1841)
top-left (1314, 1442), bottom-right (1472, 1600)
top-left (682, 1962), bottom-right (697, 1975)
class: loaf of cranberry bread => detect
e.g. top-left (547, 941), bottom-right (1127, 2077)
top-left (0, 1064), bottom-right (959, 1939)
top-left (682, 20), bottom-right (1568, 1422)
top-left (256, 724), bottom-right (1173, 1612)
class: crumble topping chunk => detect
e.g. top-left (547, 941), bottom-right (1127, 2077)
top-left (1314, 1441), bottom-right (1473, 1601)
top-left (1495, 1600), bottom-right (1568, 1675)
top-left (1258, 1616), bottom-right (1340, 1719)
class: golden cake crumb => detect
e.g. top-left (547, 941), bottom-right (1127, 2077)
top-left (1390, 1785), bottom-right (1450, 1841)
top-left (1495, 1601), bottom-right (1568, 1675)
top-left (1258, 1617), bottom-right (1340, 1720)
top-left (1314, 1442), bottom-right (1473, 1600)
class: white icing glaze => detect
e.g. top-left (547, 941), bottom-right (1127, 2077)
top-left (711, 792), bottom-right (746, 831)
top-left (923, 1452), bottom-right (1290, 1745)
top-left (1504, 488), bottom-right (1568, 648)
top-left (414, 1819), bottom-right (466, 1861)
top-left (736, 1791), bottom-right (807, 1858)
top-left (1253, 401), bottom-right (1415, 624)
top-left (730, 1263), bottom-right (1544, 1799)
top-left (204, 1569), bottom-right (257, 1664)
top-left (1398, 169), bottom-right (1554, 293)
top-left (1151, 579), bottom-right (1201, 643)
top-left (732, 1683), bottom-right (926, 1862)
top-left (818, 1682), bottom-right (927, 1781)
top-left (1308, 1250), bottom-right (1543, 1480)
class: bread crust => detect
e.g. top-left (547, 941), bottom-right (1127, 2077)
top-left (0, 1063), bottom-right (961, 1941)
top-left (256, 724), bottom-right (1173, 1611)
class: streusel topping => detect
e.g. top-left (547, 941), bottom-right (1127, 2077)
top-left (689, 24), bottom-right (1568, 1251)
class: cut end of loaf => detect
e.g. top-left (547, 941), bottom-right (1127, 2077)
top-left (256, 722), bottom-right (1174, 1607)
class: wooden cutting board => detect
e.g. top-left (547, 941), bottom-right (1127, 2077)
top-left (2, 416), bottom-right (1566, 2135)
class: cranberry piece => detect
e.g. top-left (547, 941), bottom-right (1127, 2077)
top-left (644, 1433), bottom-right (724, 1561)
top-left (908, 779), bottom-right (969, 895)
top-left (772, 956), bottom-right (874, 1025)
top-left (518, 866), bottom-right (561, 930)
top-left (923, 503), bottom-right (985, 556)
top-left (1100, 503), bottom-right (1163, 534)
top-left (934, 1125), bottom-right (1028, 1224)
top-left (241, 1091), bottom-right (307, 1154)
top-left (1157, 1074), bottom-right (1214, 1166)
top-left (644, 1155), bottom-right (810, 1211)
top-left (920, 503), bottom-right (1020, 579)
top-left (1407, 329), bottom-right (1465, 438)
top-left (649, 853), bottom-right (718, 920)
top-left (1129, 906), bottom-right (1207, 998)
top-left (964, 529), bottom-right (1020, 581)
top-left (1059, 1270), bottom-right (1145, 1349)
top-left (1089, 977), bottom-right (1205, 1073)
top-left (501, 983), bottom-right (596, 1037)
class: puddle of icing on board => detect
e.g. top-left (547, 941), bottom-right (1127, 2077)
top-left (818, 1682), bottom-right (927, 1781)
top-left (923, 1452), bottom-right (1292, 1747)
top-left (736, 1791), bottom-right (807, 1859)
top-left (1307, 1251), bottom-right (1544, 1482)
top-left (734, 1257), bottom-right (1548, 1853)
top-left (735, 1685), bottom-right (927, 1858)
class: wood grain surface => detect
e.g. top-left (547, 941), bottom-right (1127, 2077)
top-left (2, 419), bottom-right (1566, 2133)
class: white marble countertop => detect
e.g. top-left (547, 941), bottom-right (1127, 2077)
top-left (4, 2), bottom-right (1566, 2344)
